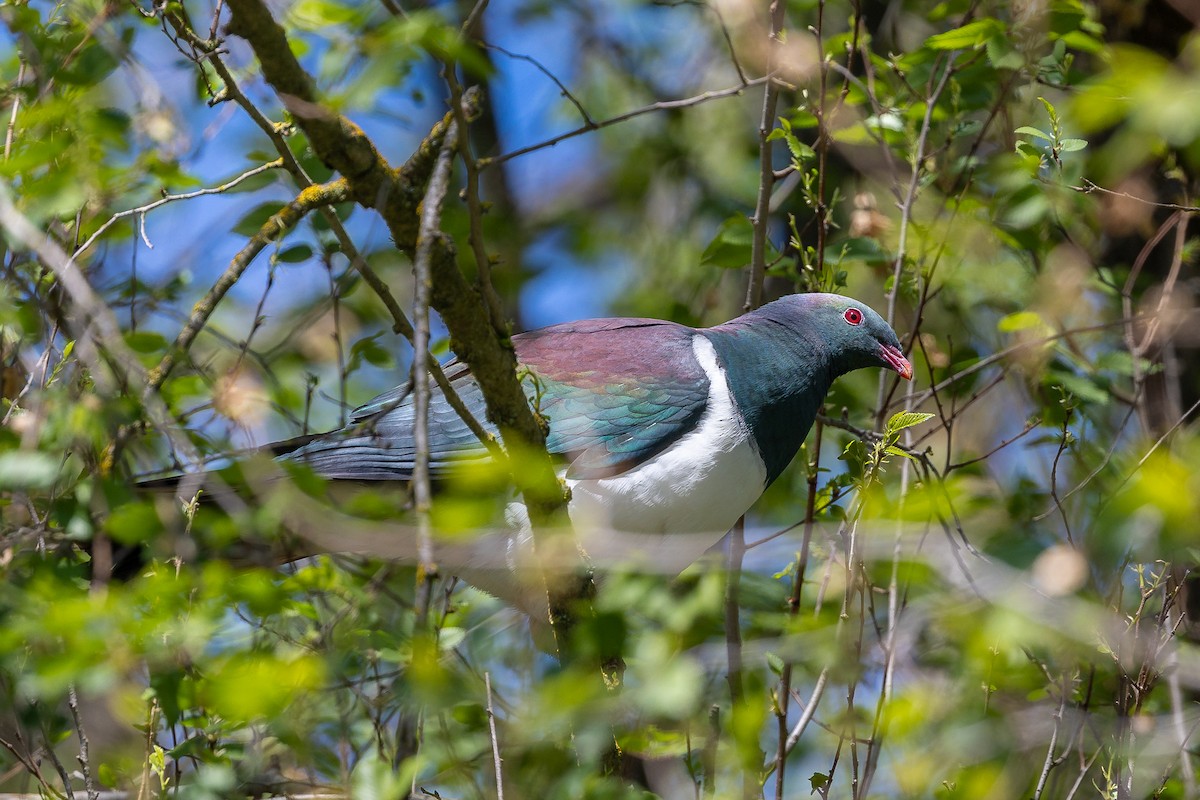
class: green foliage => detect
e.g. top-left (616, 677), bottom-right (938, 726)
top-left (1, 0), bottom-right (1200, 798)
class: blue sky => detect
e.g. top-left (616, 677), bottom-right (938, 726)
top-left (95, 0), bottom-right (645, 337)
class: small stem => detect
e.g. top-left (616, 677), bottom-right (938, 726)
top-left (67, 686), bottom-right (98, 800)
top-left (485, 672), bottom-right (505, 800)
top-left (411, 123), bottom-right (459, 626)
top-left (745, 1), bottom-right (786, 312)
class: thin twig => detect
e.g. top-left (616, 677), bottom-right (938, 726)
top-left (876, 50), bottom-right (955, 426)
top-left (744, 0), bottom-right (786, 312)
top-left (143, 179), bottom-right (350, 394)
top-left (1032, 680), bottom-right (1067, 799)
top-left (773, 422), bottom-right (822, 799)
top-left (460, 0), bottom-right (489, 36)
top-left (784, 668), bottom-right (829, 752)
top-left (67, 686), bottom-right (98, 800)
top-left (478, 77), bottom-right (768, 169)
top-left (412, 121), bottom-right (459, 624)
top-left (485, 672), bottom-right (505, 800)
top-left (1098, 394), bottom-right (1200, 509)
top-left (1074, 179), bottom-right (1200, 213)
top-left (4, 63), bottom-right (25, 161)
top-left (709, 2), bottom-right (747, 84)
top-left (946, 418), bottom-right (1040, 471)
top-left (481, 44), bottom-right (593, 126)
top-left (1048, 410), bottom-right (1075, 545)
top-left (723, 516), bottom-right (756, 799)
top-left (900, 316), bottom-right (1156, 411)
top-left (72, 159), bottom-right (285, 258)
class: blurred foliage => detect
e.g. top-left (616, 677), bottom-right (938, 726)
top-left (1, 0), bottom-right (1200, 798)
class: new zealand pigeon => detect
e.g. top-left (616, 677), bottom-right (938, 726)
top-left (269, 292), bottom-right (911, 602)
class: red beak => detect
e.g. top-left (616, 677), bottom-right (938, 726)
top-left (880, 343), bottom-right (913, 381)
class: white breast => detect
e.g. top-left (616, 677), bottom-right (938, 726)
top-left (462, 336), bottom-right (768, 613)
top-left (562, 335), bottom-right (767, 573)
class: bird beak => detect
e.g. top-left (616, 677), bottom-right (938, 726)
top-left (880, 344), bottom-right (913, 381)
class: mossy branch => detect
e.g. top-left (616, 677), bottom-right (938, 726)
top-left (224, 0), bottom-right (578, 643)
top-left (223, 0), bottom-right (558, 501)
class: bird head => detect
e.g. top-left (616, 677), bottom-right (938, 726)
top-left (769, 293), bottom-right (913, 381)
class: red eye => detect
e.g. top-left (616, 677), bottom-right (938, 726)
top-left (844, 308), bottom-right (863, 325)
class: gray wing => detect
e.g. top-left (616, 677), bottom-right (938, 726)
top-left (280, 361), bottom-right (496, 480)
top-left (280, 319), bottom-right (711, 482)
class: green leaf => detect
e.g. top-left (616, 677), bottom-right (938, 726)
top-left (885, 444), bottom-right (918, 462)
top-left (104, 502), bottom-right (164, 546)
top-left (768, 120), bottom-right (814, 163)
top-left (349, 333), bottom-right (393, 369)
top-left (276, 244), bottom-right (314, 264)
top-left (997, 310), bottom-right (1047, 332)
top-left (1014, 126), bottom-right (1052, 141)
top-left (124, 330), bottom-right (168, 354)
top-left (825, 236), bottom-right (893, 267)
top-left (0, 452), bottom-right (61, 489)
top-left (1058, 137), bottom-right (1088, 152)
top-left (203, 653), bottom-right (325, 722)
top-left (438, 627), bottom-right (467, 651)
top-left (925, 18), bottom-right (1005, 50)
top-left (1049, 371), bottom-right (1109, 406)
top-left (886, 411), bottom-right (935, 435)
top-left (1057, 30), bottom-right (1104, 54)
top-left (700, 215), bottom-right (754, 269)
top-left (986, 35), bottom-right (1025, 70)
top-left (232, 202), bottom-right (281, 237)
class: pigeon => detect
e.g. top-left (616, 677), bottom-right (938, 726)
top-left (268, 292), bottom-right (911, 607)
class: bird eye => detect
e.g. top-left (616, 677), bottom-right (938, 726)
top-left (843, 308), bottom-right (863, 325)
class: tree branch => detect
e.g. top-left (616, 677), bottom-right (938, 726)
top-left (223, 0), bottom-right (577, 644)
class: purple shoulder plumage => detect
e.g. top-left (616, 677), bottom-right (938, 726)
top-left (512, 318), bottom-right (711, 478)
top-left (513, 318), bottom-right (703, 386)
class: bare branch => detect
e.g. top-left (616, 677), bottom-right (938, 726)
top-left (1074, 178), bottom-right (1200, 213)
top-left (744, 1), bottom-right (786, 312)
top-left (482, 43), bottom-right (594, 127)
top-left (485, 672), bottom-right (505, 800)
top-left (73, 159), bottom-right (286, 259)
top-left (412, 120), bottom-right (459, 622)
top-left (477, 77), bottom-right (769, 169)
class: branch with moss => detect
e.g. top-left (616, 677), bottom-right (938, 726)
top-left (223, 0), bottom-right (582, 643)
top-left (156, 4), bottom-right (498, 458)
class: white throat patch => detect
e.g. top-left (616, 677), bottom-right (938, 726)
top-left (561, 334), bottom-right (768, 572)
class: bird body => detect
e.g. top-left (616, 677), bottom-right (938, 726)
top-left (278, 293), bottom-right (912, 597)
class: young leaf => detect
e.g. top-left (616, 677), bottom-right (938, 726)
top-left (886, 411), bottom-right (935, 435)
top-left (885, 444), bottom-right (918, 462)
top-left (1014, 126), bottom-right (1052, 141)
top-left (925, 19), bottom-right (1005, 50)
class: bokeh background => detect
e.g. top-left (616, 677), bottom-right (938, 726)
top-left (2, 0), bottom-right (1200, 797)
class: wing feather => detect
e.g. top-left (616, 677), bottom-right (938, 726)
top-left (281, 318), bottom-right (710, 481)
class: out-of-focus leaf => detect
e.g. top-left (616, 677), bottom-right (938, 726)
top-left (275, 243), bottom-right (314, 263)
top-left (231, 202), bottom-right (282, 237)
top-left (701, 215), bottom-right (754, 268)
top-left (0, 452), bottom-right (60, 489)
top-left (104, 502), bottom-right (163, 545)
top-left (825, 236), bottom-right (893, 267)
top-left (925, 18), bottom-right (1005, 50)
